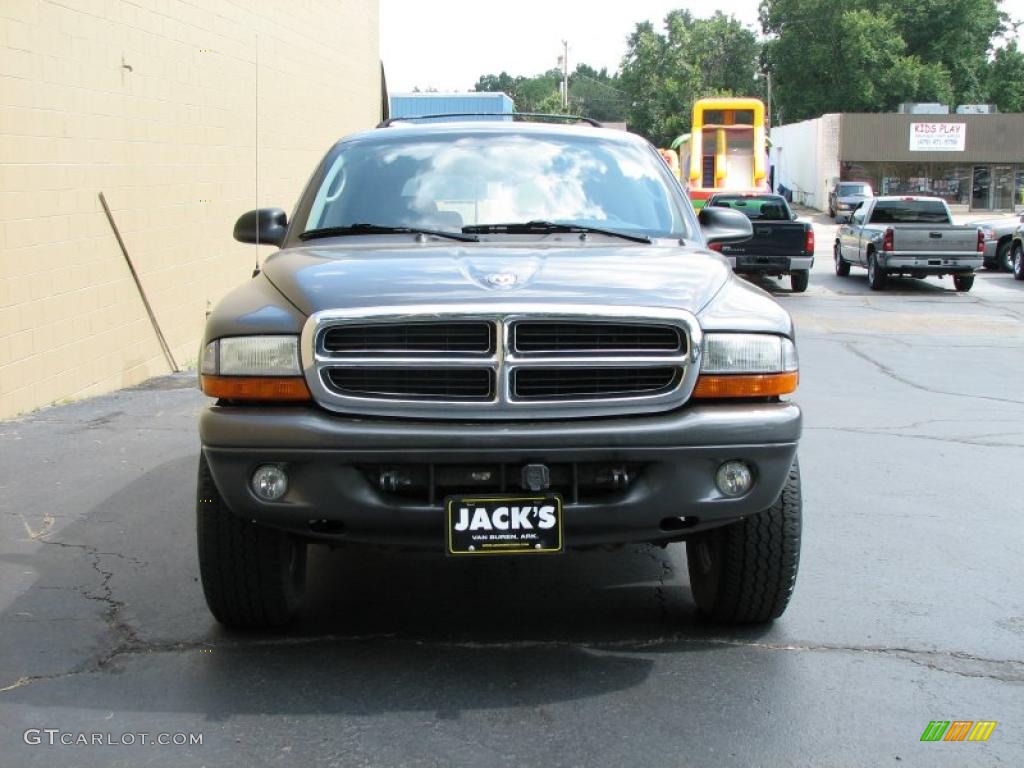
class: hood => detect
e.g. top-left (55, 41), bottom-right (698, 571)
top-left (261, 241), bottom-right (733, 316)
top-left (837, 194), bottom-right (870, 205)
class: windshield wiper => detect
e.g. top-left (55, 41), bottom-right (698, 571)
top-left (463, 220), bottom-right (652, 244)
top-left (299, 223), bottom-right (479, 242)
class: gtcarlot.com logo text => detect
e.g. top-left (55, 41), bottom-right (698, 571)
top-left (24, 729), bottom-right (203, 747)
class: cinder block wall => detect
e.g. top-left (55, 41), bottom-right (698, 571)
top-left (0, 0), bottom-right (380, 418)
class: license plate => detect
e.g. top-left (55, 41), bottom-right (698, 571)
top-left (445, 494), bottom-right (563, 556)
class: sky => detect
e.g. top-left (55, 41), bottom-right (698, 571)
top-left (380, 0), bottom-right (763, 93)
top-left (380, 0), bottom-right (1024, 93)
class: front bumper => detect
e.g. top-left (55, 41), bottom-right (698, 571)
top-left (200, 402), bottom-right (802, 548)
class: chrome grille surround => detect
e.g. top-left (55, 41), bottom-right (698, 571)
top-left (301, 304), bottom-right (702, 419)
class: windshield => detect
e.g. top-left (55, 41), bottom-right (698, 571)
top-left (838, 183), bottom-right (871, 196)
top-left (709, 195), bottom-right (791, 221)
top-left (869, 200), bottom-right (951, 224)
top-left (302, 133), bottom-right (690, 240)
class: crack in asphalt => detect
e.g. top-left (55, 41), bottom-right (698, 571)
top-left (0, 537), bottom-right (150, 693)
top-left (3, 625), bottom-right (1021, 693)
top-left (841, 341), bottom-right (1024, 407)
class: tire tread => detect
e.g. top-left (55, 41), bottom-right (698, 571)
top-left (688, 459), bottom-right (802, 623)
top-left (196, 456), bottom-right (303, 629)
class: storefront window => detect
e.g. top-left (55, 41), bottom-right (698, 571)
top-left (840, 162), bottom-right (1017, 210)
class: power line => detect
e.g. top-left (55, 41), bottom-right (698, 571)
top-left (571, 71), bottom-right (631, 96)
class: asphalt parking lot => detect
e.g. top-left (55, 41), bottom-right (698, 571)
top-left (1, 212), bottom-right (1023, 767)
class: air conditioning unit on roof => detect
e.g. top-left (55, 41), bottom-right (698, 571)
top-left (897, 103), bottom-right (950, 114)
top-left (955, 104), bottom-right (998, 114)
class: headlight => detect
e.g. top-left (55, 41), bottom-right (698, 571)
top-left (695, 334), bottom-right (798, 399)
top-left (701, 334), bottom-right (798, 374)
top-left (200, 336), bottom-right (310, 402)
top-left (201, 336), bottom-right (301, 376)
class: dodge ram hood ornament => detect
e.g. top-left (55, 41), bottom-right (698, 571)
top-left (486, 272), bottom-right (518, 288)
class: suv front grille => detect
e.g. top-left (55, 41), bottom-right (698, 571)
top-left (323, 321), bottom-right (494, 354)
top-left (306, 308), bottom-right (699, 418)
top-left (513, 367), bottom-right (679, 399)
top-left (326, 368), bottom-right (494, 400)
top-left (513, 321), bottom-right (684, 354)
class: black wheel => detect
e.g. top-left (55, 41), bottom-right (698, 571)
top-left (197, 455), bottom-right (307, 629)
top-left (1013, 243), bottom-right (1024, 281)
top-left (867, 251), bottom-right (887, 290)
top-left (834, 242), bottom-right (850, 276)
top-left (686, 458), bottom-right (802, 624)
top-left (953, 273), bottom-right (974, 292)
top-left (996, 239), bottom-right (1013, 272)
top-left (790, 270), bottom-right (809, 292)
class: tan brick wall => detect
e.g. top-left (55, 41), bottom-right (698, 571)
top-left (0, 0), bottom-right (380, 418)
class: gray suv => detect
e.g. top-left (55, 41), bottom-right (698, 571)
top-left (829, 181), bottom-right (874, 221)
top-left (197, 118), bottom-right (803, 629)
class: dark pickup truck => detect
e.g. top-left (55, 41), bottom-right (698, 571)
top-left (706, 193), bottom-right (815, 292)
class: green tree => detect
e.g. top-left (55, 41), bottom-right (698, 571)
top-left (474, 65), bottom-right (629, 121)
top-left (568, 65), bottom-right (629, 122)
top-left (873, 0), bottom-right (1003, 104)
top-left (760, 0), bottom-right (954, 121)
top-left (472, 69), bottom-right (563, 113)
top-left (619, 11), bottom-right (761, 145)
top-left (987, 41), bottom-right (1024, 112)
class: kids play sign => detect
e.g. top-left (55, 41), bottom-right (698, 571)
top-left (909, 122), bottom-right (966, 151)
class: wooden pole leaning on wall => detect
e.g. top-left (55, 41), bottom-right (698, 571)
top-left (98, 192), bottom-right (179, 373)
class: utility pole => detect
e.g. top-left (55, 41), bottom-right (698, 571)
top-left (561, 40), bottom-right (569, 110)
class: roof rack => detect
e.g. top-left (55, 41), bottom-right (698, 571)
top-left (376, 112), bottom-right (603, 128)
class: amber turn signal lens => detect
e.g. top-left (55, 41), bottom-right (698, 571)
top-left (201, 375), bottom-right (311, 401)
top-left (693, 371), bottom-right (799, 398)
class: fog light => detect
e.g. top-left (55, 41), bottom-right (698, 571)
top-left (252, 465), bottom-right (288, 501)
top-left (715, 461), bottom-right (753, 497)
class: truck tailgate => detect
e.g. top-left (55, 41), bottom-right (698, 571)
top-left (893, 226), bottom-right (978, 255)
top-left (723, 222), bottom-right (806, 257)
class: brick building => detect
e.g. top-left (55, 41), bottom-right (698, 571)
top-left (0, 0), bottom-right (381, 417)
top-left (769, 112), bottom-right (1024, 215)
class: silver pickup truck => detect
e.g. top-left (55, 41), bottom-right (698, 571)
top-left (834, 196), bottom-right (983, 291)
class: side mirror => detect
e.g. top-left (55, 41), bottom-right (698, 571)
top-left (790, 211), bottom-right (799, 220)
top-left (234, 208), bottom-right (288, 246)
top-left (699, 206), bottom-right (752, 247)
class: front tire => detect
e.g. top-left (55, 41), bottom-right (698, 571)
top-left (953, 273), bottom-right (974, 292)
top-left (197, 455), bottom-right (307, 629)
top-left (867, 251), bottom-right (887, 290)
top-left (790, 270), bottom-right (809, 292)
top-left (834, 242), bottom-right (850, 276)
top-left (686, 459), bottom-right (802, 624)
top-left (1013, 243), bottom-right (1024, 281)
